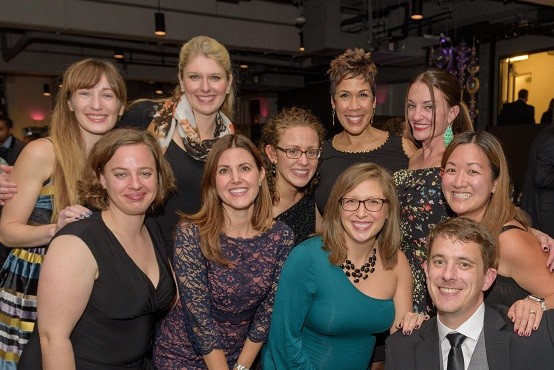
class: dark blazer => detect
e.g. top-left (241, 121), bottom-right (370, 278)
top-left (521, 126), bottom-right (554, 237)
top-left (541, 109), bottom-right (554, 125)
top-left (0, 135), bottom-right (26, 165)
top-left (385, 305), bottom-right (554, 370)
top-left (498, 99), bottom-right (535, 125)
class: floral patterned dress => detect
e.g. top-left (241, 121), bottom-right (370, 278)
top-left (394, 167), bottom-right (454, 314)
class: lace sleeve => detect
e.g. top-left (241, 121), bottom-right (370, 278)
top-left (248, 223), bottom-right (295, 343)
top-left (174, 223), bottom-right (222, 355)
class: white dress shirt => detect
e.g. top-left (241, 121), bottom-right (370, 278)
top-left (437, 302), bottom-right (485, 370)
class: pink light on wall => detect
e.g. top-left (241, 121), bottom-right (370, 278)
top-left (259, 98), bottom-right (269, 118)
top-left (376, 85), bottom-right (389, 105)
top-left (29, 110), bottom-right (47, 122)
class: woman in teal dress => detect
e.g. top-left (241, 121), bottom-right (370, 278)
top-left (263, 163), bottom-right (419, 369)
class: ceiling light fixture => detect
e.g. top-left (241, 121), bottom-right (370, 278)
top-left (114, 49), bottom-right (124, 59)
top-left (154, 0), bottom-right (166, 36)
top-left (298, 31), bottom-right (305, 52)
top-left (239, 64), bottom-right (249, 69)
top-left (411, 0), bottom-right (423, 20)
top-left (43, 83), bottom-right (51, 97)
top-left (509, 55), bottom-right (529, 62)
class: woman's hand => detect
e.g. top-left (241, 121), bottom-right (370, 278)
top-left (396, 311), bottom-right (428, 335)
top-left (49, 205), bottom-right (92, 236)
top-left (0, 165), bottom-right (16, 205)
top-left (529, 227), bottom-right (554, 272)
top-left (508, 298), bottom-right (543, 336)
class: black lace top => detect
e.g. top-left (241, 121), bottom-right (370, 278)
top-left (276, 192), bottom-right (316, 246)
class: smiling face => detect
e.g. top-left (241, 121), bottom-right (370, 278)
top-left (442, 143), bottom-right (498, 222)
top-left (68, 74), bottom-right (123, 139)
top-left (340, 179), bottom-right (388, 248)
top-left (265, 125), bottom-right (320, 192)
top-left (406, 81), bottom-right (459, 144)
top-left (331, 76), bottom-right (376, 137)
top-left (425, 235), bottom-right (496, 329)
top-left (179, 55), bottom-right (232, 120)
top-left (100, 144), bottom-right (157, 216)
top-left (216, 147), bottom-right (265, 214)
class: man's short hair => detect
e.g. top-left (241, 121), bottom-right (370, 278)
top-left (0, 114), bottom-right (13, 129)
top-left (426, 217), bottom-right (499, 271)
top-left (518, 89), bottom-right (529, 100)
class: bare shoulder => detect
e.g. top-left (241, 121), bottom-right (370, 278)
top-left (15, 138), bottom-right (55, 169)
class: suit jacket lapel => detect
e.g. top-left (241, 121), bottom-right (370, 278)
top-left (414, 317), bottom-right (442, 370)
top-left (483, 305), bottom-right (511, 370)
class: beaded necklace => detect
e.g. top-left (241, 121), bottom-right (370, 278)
top-left (340, 247), bottom-right (377, 283)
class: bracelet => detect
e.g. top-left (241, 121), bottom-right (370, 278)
top-left (526, 294), bottom-right (548, 312)
top-left (233, 364), bottom-right (250, 370)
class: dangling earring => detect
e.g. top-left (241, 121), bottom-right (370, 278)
top-left (370, 107), bottom-right (376, 125)
top-left (271, 162), bottom-right (277, 178)
top-left (332, 108), bottom-right (336, 127)
top-left (443, 124), bottom-right (454, 146)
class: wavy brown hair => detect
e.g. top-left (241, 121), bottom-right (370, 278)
top-left (322, 163), bottom-right (401, 270)
top-left (50, 58), bottom-right (126, 222)
top-left (405, 68), bottom-right (473, 145)
top-left (259, 107), bottom-right (326, 204)
top-left (182, 134), bottom-right (273, 266)
top-left (78, 128), bottom-right (176, 211)
top-left (327, 48), bottom-right (377, 98)
top-left (441, 131), bottom-right (530, 239)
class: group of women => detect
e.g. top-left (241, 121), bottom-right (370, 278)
top-left (0, 32), bottom-right (551, 370)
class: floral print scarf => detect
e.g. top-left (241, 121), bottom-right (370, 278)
top-left (147, 95), bottom-right (234, 161)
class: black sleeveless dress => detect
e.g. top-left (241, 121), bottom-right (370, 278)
top-left (19, 212), bottom-right (176, 369)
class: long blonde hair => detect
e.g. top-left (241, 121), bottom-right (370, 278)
top-left (49, 58), bottom-right (126, 221)
top-left (182, 134), bottom-right (273, 266)
top-left (322, 163), bottom-right (401, 270)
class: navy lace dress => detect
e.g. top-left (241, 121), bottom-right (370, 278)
top-left (152, 221), bottom-right (294, 369)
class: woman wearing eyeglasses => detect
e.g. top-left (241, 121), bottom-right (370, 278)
top-left (259, 107), bottom-right (325, 245)
top-left (263, 163), bottom-right (418, 369)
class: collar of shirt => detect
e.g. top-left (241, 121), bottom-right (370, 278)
top-left (437, 302), bottom-right (485, 370)
top-left (1, 135), bottom-right (13, 149)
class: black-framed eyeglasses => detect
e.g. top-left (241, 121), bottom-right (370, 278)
top-left (339, 197), bottom-right (388, 212)
top-left (275, 146), bottom-right (322, 160)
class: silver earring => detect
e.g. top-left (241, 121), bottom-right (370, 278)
top-left (332, 108), bottom-right (336, 126)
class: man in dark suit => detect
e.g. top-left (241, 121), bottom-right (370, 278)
top-left (498, 89), bottom-right (535, 125)
top-left (521, 126), bottom-right (554, 238)
top-left (385, 217), bottom-right (554, 370)
top-left (0, 114), bottom-right (26, 166)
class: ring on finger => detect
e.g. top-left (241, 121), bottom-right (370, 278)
top-left (530, 310), bottom-right (537, 314)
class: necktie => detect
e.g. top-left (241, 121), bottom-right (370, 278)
top-left (446, 332), bottom-right (466, 370)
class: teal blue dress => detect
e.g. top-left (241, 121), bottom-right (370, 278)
top-left (262, 236), bottom-right (395, 369)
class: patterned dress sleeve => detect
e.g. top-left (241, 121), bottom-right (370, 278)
top-left (264, 238), bottom-right (318, 369)
top-left (248, 223), bottom-right (295, 343)
top-left (174, 223), bottom-right (222, 355)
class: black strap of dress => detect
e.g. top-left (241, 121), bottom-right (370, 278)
top-left (500, 224), bottom-right (526, 233)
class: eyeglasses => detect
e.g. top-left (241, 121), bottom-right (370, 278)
top-left (339, 197), bottom-right (388, 212)
top-left (275, 146), bottom-right (322, 160)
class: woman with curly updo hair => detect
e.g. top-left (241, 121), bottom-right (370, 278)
top-left (315, 48), bottom-right (417, 214)
top-left (259, 107), bottom-right (325, 245)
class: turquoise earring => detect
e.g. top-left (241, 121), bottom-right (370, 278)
top-left (443, 125), bottom-right (454, 146)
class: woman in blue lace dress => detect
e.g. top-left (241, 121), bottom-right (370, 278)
top-left (259, 107), bottom-right (325, 245)
top-left (153, 134), bottom-right (294, 370)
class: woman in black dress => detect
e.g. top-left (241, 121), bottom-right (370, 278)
top-left (19, 128), bottom-right (177, 369)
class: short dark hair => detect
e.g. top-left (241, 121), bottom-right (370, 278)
top-left (427, 217), bottom-right (499, 271)
top-left (518, 89), bottom-right (529, 100)
top-left (0, 114), bottom-right (13, 128)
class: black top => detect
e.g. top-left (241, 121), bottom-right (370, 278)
top-left (275, 192), bottom-right (316, 246)
top-left (315, 134), bottom-right (409, 213)
top-left (484, 225), bottom-right (529, 307)
top-left (119, 102), bottom-right (206, 258)
top-left (19, 212), bottom-right (176, 370)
